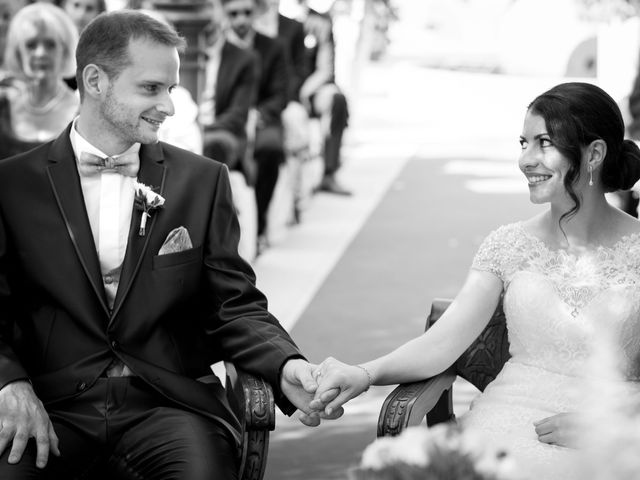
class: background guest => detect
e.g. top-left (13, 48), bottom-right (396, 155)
top-left (295, 0), bottom-right (351, 195)
top-left (255, 0), bottom-right (306, 106)
top-left (0, 2), bottom-right (79, 159)
top-left (200, 0), bottom-right (259, 175)
top-left (257, 0), bottom-right (314, 224)
top-left (222, 0), bottom-right (289, 254)
top-left (0, 0), bottom-right (29, 69)
top-left (58, 0), bottom-right (106, 32)
top-left (57, 0), bottom-right (106, 89)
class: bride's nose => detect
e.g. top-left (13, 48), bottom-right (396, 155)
top-left (518, 145), bottom-right (539, 171)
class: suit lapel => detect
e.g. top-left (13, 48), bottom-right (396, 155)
top-left (46, 126), bottom-right (110, 315)
top-left (111, 142), bottom-right (166, 320)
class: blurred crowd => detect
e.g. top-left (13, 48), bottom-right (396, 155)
top-left (0, 0), bottom-right (379, 262)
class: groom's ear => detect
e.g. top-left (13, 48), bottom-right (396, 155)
top-left (82, 64), bottom-right (107, 99)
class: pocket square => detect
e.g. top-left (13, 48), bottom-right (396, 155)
top-left (159, 226), bottom-right (193, 255)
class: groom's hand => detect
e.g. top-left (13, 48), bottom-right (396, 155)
top-left (0, 380), bottom-right (60, 468)
top-left (280, 359), bottom-right (343, 426)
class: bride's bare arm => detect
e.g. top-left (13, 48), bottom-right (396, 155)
top-left (312, 269), bottom-right (503, 412)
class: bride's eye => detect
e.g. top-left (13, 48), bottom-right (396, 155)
top-left (540, 137), bottom-right (553, 148)
top-left (519, 139), bottom-right (527, 150)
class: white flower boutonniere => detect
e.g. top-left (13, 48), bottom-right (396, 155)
top-left (133, 180), bottom-right (165, 236)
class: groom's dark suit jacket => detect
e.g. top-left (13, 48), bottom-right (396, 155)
top-left (0, 124), bottom-right (301, 446)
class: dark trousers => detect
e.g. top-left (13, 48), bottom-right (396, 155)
top-left (323, 92), bottom-right (348, 176)
top-left (254, 124), bottom-right (285, 236)
top-left (0, 377), bottom-right (238, 480)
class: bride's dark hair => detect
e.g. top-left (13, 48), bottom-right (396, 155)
top-left (527, 82), bottom-right (640, 224)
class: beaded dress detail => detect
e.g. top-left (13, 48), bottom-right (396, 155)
top-left (460, 222), bottom-right (640, 479)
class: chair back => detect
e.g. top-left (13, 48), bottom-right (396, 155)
top-left (427, 298), bottom-right (510, 392)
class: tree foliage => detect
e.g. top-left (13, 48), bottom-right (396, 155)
top-left (575, 0), bottom-right (640, 21)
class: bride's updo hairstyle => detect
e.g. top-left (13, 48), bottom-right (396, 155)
top-left (527, 82), bottom-right (640, 220)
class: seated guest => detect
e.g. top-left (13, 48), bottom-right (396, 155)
top-left (255, 0), bottom-right (306, 107)
top-left (257, 0), bottom-right (314, 224)
top-left (293, 0), bottom-right (351, 195)
top-left (57, 0), bottom-right (107, 90)
top-left (200, 0), bottom-right (259, 175)
top-left (0, 2), bottom-right (79, 159)
top-left (0, 0), bottom-right (29, 68)
top-left (278, 12), bottom-right (306, 106)
top-left (58, 0), bottom-right (106, 32)
top-left (222, 0), bottom-right (289, 251)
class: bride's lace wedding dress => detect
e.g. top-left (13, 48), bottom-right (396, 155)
top-left (460, 222), bottom-right (640, 479)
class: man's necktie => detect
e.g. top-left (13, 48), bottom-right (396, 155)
top-left (78, 151), bottom-right (139, 177)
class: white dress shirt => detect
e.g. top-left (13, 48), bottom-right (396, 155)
top-left (69, 119), bottom-right (140, 309)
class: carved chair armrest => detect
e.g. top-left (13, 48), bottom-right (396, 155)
top-left (224, 362), bottom-right (275, 480)
top-left (224, 362), bottom-right (276, 432)
top-left (377, 367), bottom-right (456, 438)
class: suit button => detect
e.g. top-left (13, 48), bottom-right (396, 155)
top-left (76, 381), bottom-right (87, 392)
top-left (111, 340), bottom-right (119, 350)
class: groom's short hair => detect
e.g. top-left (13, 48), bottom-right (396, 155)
top-left (75, 10), bottom-right (186, 99)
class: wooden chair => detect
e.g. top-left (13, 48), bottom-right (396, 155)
top-left (377, 298), bottom-right (509, 437)
top-left (223, 363), bottom-right (276, 480)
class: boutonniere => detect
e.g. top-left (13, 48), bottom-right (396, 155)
top-left (133, 180), bottom-right (165, 236)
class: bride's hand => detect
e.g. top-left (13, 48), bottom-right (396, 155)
top-left (534, 412), bottom-right (583, 448)
top-left (309, 357), bottom-right (372, 415)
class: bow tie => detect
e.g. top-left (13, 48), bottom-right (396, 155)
top-left (78, 151), bottom-right (140, 177)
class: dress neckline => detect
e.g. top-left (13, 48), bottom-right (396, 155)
top-left (514, 221), bottom-right (640, 257)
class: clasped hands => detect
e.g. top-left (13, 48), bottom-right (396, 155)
top-left (281, 357), bottom-right (371, 426)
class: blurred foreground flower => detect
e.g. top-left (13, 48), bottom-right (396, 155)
top-left (580, 329), bottom-right (640, 480)
top-left (350, 423), bottom-right (521, 480)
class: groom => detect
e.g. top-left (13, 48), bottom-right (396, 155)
top-left (0, 10), bottom-right (337, 479)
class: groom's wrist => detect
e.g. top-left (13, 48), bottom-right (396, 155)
top-left (277, 355), bottom-right (307, 416)
top-left (278, 356), bottom-right (307, 382)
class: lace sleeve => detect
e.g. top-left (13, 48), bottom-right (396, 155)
top-left (471, 225), bottom-right (515, 281)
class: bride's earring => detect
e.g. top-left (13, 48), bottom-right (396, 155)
top-left (588, 165), bottom-right (593, 186)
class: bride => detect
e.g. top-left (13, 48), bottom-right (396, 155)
top-left (309, 82), bottom-right (640, 479)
